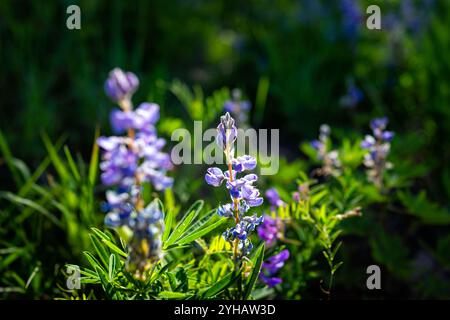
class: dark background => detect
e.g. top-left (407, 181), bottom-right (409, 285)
top-left (0, 0), bottom-right (449, 299)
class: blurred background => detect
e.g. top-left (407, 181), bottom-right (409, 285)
top-left (1, 0), bottom-right (449, 299)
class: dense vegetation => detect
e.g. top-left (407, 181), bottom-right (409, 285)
top-left (0, 0), bottom-right (449, 299)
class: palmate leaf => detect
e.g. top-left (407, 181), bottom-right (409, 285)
top-left (89, 234), bottom-right (109, 268)
top-left (164, 200), bottom-right (203, 248)
top-left (176, 209), bottom-right (227, 245)
top-left (90, 228), bottom-right (127, 258)
top-left (242, 242), bottom-right (265, 299)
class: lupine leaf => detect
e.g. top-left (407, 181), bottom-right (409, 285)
top-left (242, 242), bottom-right (265, 299)
top-left (100, 239), bottom-right (127, 258)
top-left (201, 268), bottom-right (242, 298)
top-left (177, 215), bottom-right (227, 245)
top-left (89, 234), bottom-right (109, 267)
top-left (162, 209), bottom-right (174, 242)
top-left (83, 251), bottom-right (104, 272)
top-left (164, 200), bottom-right (203, 247)
top-left (108, 254), bottom-right (117, 281)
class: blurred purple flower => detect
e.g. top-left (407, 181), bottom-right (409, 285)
top-left (259, 249), bottom-right (290, 288)
top-left (104, 68), bottom-right (139, 103)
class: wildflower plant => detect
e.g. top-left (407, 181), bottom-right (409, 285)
top-left (361, 117), bottom-right (394, 188)
top-left (205, 112), bottom-right (264, 266)
top-left (311, 124), bottom-right (341, 176)
top-left (98, 68), bottom-right (173, 279)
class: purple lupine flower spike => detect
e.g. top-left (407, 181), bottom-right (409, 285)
top-left (362, 117), bottom-right (394, 188)
top-left (311, 124), bottom-right (340, 176)
top-left (205, 112), bottom-right (263, 259)
top-left (99, 68), bottom-right (172, 279)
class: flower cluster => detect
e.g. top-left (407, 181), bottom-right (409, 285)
top-left (361, 117), bottom-right (394, 188)
top-left (205, 112), bottom-right (263, 259)
top-left (293, 183), bottom-right (310, 203)
top-left (119, 201), bottom-right (164, 278)
top-left (257, 215), bottom-right (284, 247)
top-left (265, 188), bottom-right (286, 211)
top-left (223, 89), bottom-right (251, 127)
top-left (99, 68), bottom-right (173, 277)
top-left (257, 188), bottom-right (290, 287)
top-left (257, 188), bottom-right (285, 247)
top-left (311, 124), bottom-right (341, 176)
top-left (259, 249), bottom-right (290, 288)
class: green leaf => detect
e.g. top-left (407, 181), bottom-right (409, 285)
top-left (162, 209), bottom-right (174, 242)
top-left (398, 190), bottom-right (450, 225)
top-left (108, 254), bottom-right (117, 281)
top-left (17, 136), bottom-right (65, 198)
top-left (0, 191), bottom-right (62, 227)
top-left (41, 133), bottom-right (69, 182)
top-left (177, 215), bottom-right (227, 245)
top-left (201, 268), bottom-right (242, 298)
top-left (331, 261), bottom-right (344, 275)
top-left (89, 234), bottom-right (109, 267)
top-left (90, 227), bottom-right (112, 242)
top-left (158, 291), bottom-right (190, 299)
top-left (63, 146), bottom-right (81, 182)
top-left (165, 200), bottom-right (203, 248)
top-left (243, 242), bottom-right (265, 299)
top-left (101, 238), bottom-right (127, 258)
top-left (0, 130), bottom-right (22, 187)
top-left (88, 127), bottom-right (100, 186)
top-left (83, 251), bottom-right (104, 272)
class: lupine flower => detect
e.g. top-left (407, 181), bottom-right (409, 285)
top-left (99, 68), bottom-right (172, 278)
top-left (339, 0), bottom-right (363, 41)
top-left (223, 89), bottom-right (251, 126)
top-left (265, 188), bottom-right (285, 211)
top-left (257, 188), bottom-right (286, 247)
top-left (257, 215), bottom-right (284, 247)
top-left (104, 68), bottom-right (139, 103)
top-left (311, 124), bottom-right (341, 176)
top-left (361, 117), bottom-right (394, 188)
top-left (259, 249), bottom-right (290, 288)
top-left (205, 112), bottom-right (263, 261)
top-left (340, 79), bottom-right (364, 109)
top-left (293, 183), bottom-right (310, 203)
